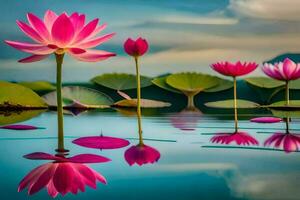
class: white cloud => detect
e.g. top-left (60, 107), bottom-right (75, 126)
top-left (229, 0), bottom-right (300, 21)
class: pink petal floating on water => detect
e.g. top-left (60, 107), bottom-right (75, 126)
top-left (0, 125), bottom-right (40, 130)
top-left (72, 135), bottom-right (130, 150)
top-left (68, 154), bottom-right (111, 163)
top-left (250, 117), bottom-right (283, 123)
top-left (24, 152), bottom-right (67, 162)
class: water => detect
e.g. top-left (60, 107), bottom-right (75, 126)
top-left (0, 111), bottom-right (299, 200)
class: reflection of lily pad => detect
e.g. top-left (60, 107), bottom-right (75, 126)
top-left (204, 78), bottom-right (233, 93)
top-left (91, 73), bottom-right (152, 90)
top-left (166, 73), bottom-right (218, 95)
top-left (43, 86), bottom-right (113, 108)
top-left (0, 81), bottom-right (47, 108)
top-left (205, 99), bottom-right (260, 109)
top-left (114, 99), bottom-right (171, 108)
top-left (19, 81), bottom-right (56, 92)
top-left (0, 110), bottom-right (46, 126)
top-left (245, 77), bottom-right (284, 88)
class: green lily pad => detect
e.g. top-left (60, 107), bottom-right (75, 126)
top-left (244, 77), bottom-right (284, 88)
top-left (91, 73), bottom-right (152, 90)
top-left (43, 86), bottom-right (113, 108)
top-left (166, 72), bottom-right (218, 96)
top-left (114, 99), bottom-right (171, 108)
top-left (266, 100), bottom-right (300, 110)
top-left (204, 78), bottom-right (233, 92)
top-left (205, 99), bottom-right (260, 109)
top-left (0, 81), bottom-right (47, 108)
top-left (0, 110), bottom-right (46, 126)
top-left (152, 76), bottom-right (181, 94)
top-left (290, 79), bottom-right (300, 90)
top-left (18, 81), bottom-right (56, 92)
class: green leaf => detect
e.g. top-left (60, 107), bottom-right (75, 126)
top-left (205, 99), bottom-right (260, 109)
top-left (151, 76), bottom-right (181, 94)
top-left (166, 72), bottom-right (218, 96)
top-left (244, 77), bottom-right (284, 88)
top-left (204, 78), bottom-right (233, 92)
top-left (91, 73), bottom-right (152, 90)
top-left (114, 99), bottom-right (171, 108)
top-left (43, 86), bottom-right (113, 108)
top-left (266, 100), bottom-right (300, 110)
top-left (18, 81), bottom-right (56, 92)
top-left (0, 110), bottom-right (46, 126)
top-left (0, 81), bottom-right (47, 108)
top-left (290, 79), bottom-right (300, 90)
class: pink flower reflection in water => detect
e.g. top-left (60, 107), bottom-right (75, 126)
top-left (250, 117), bottom-right (283, 123)
top-left (124, 144), bottom-right (160, 166)
top-left (72, 135), bottom-right (130, 150)
top-left (18, 152), bottom-right (110, 198)
top-left (169, 109), bottom-right (202, 131)
top-left (264, 133), bottom-right (300, 153)
top-left (211, 131), bottom-right (259, 146)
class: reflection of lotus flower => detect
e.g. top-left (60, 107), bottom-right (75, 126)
top-left (169, 109), bottom-right (202, 131)
top-left (5, 10), bottom-right (115, 62)
top-left (0, 124), bottom-right (40, 130)
top-left (124, 37), bottom-right (148, 57)
top-left (250, 117), bottom-right (282, 123)
top-left (211, 132), bottom-right (259, 146)
top-left (124, 144), bottom-right (160, 166)
top-left (264, 133), bottom-right (300, 153)
top-left (19, 152), bottom-right (110, 198)
top-left (211, 61), bottom-right (258, 77)
top-left (263, 58), bottom-right (300, 81)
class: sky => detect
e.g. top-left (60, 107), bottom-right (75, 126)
top-left (1, 0), bottom-right (300, 82)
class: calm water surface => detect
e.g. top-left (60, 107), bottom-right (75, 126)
top-left (0, 111), bottom-right (299, 200)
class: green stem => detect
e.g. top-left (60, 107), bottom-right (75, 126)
top-left (285, 117), bottom-right (290, 134)
top-left (55, 53), bottom-right (65, 152)
top-left (187, 95), bottom-right (195, 110)
top-left (233, 76), bottom-right (238, 132)
top-left (285, 81), bottom-right (290, 106)
top-left (135, 57), bottom-right (143, 145)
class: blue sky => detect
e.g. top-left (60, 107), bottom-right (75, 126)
top-left (1, 0), bottom-right (300, 82)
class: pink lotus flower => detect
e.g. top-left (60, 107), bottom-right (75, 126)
top-left (19, 152), bottom-right (110, 198)
top-left (264, 133), bottom-right (300, 153)
top-left (250, 117), bottom-right (283, 123)
top-left (210, 61), bottom-right (258, 77)
top-left (262, 58), bottom-right (300, 81)
top-left (5, 10), bottom-right (115, 62)
top-left (124, 144), bottom-right (160, 166)
top-left (124, 37), bottom-right (148, 57)
top-left (211, 131), bottom-right (259, 146)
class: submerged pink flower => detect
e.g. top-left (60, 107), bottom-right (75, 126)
top-left (264, 133), bottom-right (300, 153)
top-left (124, 144), bottom-right (160, 166)
top-left (5, 10), bottom-right (115, 63)
top-left (263, 58), bottom-right (300, 81)
top-left (19, 152), bottom-right (110, 198)
top-left (211, 61), bottom-right (258, 77)
top-left (124, 37), bottom-right (148, 57)
top-left (211, 131), bottom-right (259, 146)
top-left (250, 117), bottom-right (283, 123)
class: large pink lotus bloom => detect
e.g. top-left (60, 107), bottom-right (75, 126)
top-left (211, 61), bottom-right (258, 77)
top-left (124, 144), bottom-right (160, 166)
top-left (18, 152), bottom-right (110, 198)
top-left (211, 131), bottom-right (259, 146)
top-left (124, 37), bottom-right (148, 57)
top-left (264, 133), bottom-right (300, 153)
top-left (5, 10), bottom-right (115, 62)
top-left (263, 58), bottom-right (300, 81)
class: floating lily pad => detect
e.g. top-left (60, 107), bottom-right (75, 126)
top-left (43, 86), bottom-right (113, 108)
top-left (152, 76), bottom-right (181, 94)
top-left (91, 73), bottom-right (152, 90)
top-left (245, 77), bottom-right (284, 89)
top-left (204, 78), bottom-right (233, 93)
top-left (205, 99), bottom-right (260, 109)
top-left (166, 73), bottom-right (218, 96)
top-left (0, 81), bottom-right (47, 108)
top-left (114, 99), bottom-right (171, 108)
top-left (0, 110), bottom-right (46, 126)
top-left (266, 100), bottom-right (300, 110)
top-left (18, 81), bottom-right (56, 92)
